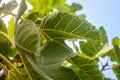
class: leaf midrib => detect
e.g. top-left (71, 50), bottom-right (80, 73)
top-left (40, 29), bottom-right (97, 40)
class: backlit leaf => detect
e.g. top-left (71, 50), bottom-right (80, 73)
top-left (0, 19), bottom-right (7, 33)
top-left (99, 26), bottom-right (108, 44)
top-left (69, 2), bottom-right (82, 13)
top-left (112, 37), bottom-right (120, 61)
top-left (15, 20), bottom-right (40, 54)
top-left (14, 20), bottom-right (52, 80)
top-left (40, 12), bottom-right (100, 41)
top-left (69, 55), bottom-right (104, 80)
top-left (80, 40), bottom-right (102, 57)
top-left (40, 41), bottom-right (79, 80)
top-left (8, 17), bottom-right (14, 38)
top-left (0, 19), bottom-right (7, 42)
top-left (26, 0), bottom-right (67, 17)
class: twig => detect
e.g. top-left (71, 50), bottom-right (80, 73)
top-left (0, 53), bottom-right (21, 75)
top-left (0, 10), bottom-right (24, 20)
top-left (0, 63), bottom-right (8, 77)
top-left (0, 10), bottom-right (16, 17)
top-left (101, 57), bottom-right (111, 71)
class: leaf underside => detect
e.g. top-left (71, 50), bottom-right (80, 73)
top-left (70, 55), bottom-right (104, 80)
top-left (40, 12), bottom-right (100, 41)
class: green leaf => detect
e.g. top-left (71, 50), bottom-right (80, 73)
top-left (79, 14), bottom-right (86, 19)
top-left (15, 0), bottom-right (27, 25)
top-left (112, 65), bottom-right (120, 79)
top-left (14, 20), bottom-right (52, 80)
top-left (69, 2), bottom-right (82, 13)
top-left (80, 40), bottom-right (102, 57)
top-left (26, 0), bottom-right (49, 12)
top-left (99, 26), bottom-right (108, 44)
top-left (15, 20), bottom-right (40, 54)
top-left (0, 19), bottom-right (15, 59)
top-left (0, 19), bottom-right (7, 33)
top-left (40, 12), bottom-right (100, 41)
top-left (3, 0), bottom-right (18, 11)
top-left (55, 4), bottom-right (70, 12)
top-left (40, 41), bottom-right (79, 80)
top-left (0, 19), bottom-right (7, 42)
top-left (7, 68), bottom-right (28, 80)
top-left (69, 55), bottom-right (105, 80)
top-left (112, 37), bottom-right (120, 62)
top-left (0, 42), bottom-right (15, 58)
top-left (8, 17), bottom-right (14, 38)
top-left (26, 0), bottom-right (55, 17)
top-left (112, 37), bottom-right (120, 45)
top-left (107, 49), bottom-right (120, 63)
top-left (50, 67), bottom-right (79, 80)
top-left (15, 47), bottom-right (52, 80)
top-left (25, 12), bottom-right (39, 21)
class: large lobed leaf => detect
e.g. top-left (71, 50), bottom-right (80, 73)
top-left (79, 26), bottom-right (108, 58)
top-left (14, 19), bottom-right (78, 80)
top-left (15, 20), bottom-right (40, 54)
top-left (40, 41), bottom-right (79, 80)
top-left (40, 12), bottom-right (100, 41)
top-left (14, 20), bottom-right (52, 80)
top-left (69, 55), bottom-right (105, 80)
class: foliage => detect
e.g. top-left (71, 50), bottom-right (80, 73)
top-left (0, 0), bottom-right (119, 80)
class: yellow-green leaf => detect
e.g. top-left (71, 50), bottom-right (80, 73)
top-left (8, 17), bottom-right (14, 38)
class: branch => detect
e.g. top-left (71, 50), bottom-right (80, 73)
top-left (0, 53), bottom-right (21, 75)
top-left (0, 10), bottom-right (16, 17)
top-left (0, 63), bottom-right (8, 77)
top-left (0, 10), bottom-right (24, 20)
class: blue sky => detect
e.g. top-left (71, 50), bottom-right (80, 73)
top-left (67, 0), bottom-right (120, 79)
top-left (67, 0), bottom-right (120, 43)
